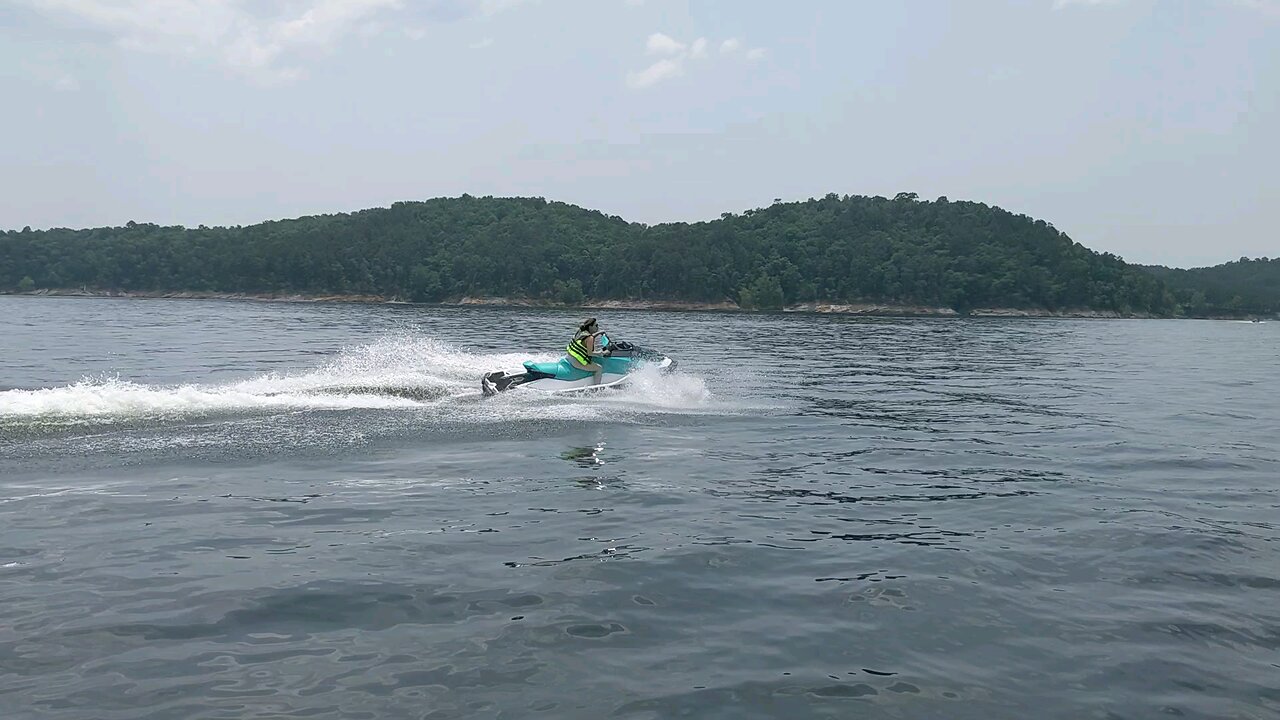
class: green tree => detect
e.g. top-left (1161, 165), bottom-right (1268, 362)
top-left (0, 194), bottom-right (1196, 317)
top-left (554, 278), bottom-right (584, 305)
top-left (740, 274), bottom-right (784, 310)
top-left (1142, 257), bottom-right (1280, 317)
top-left (408, 265), bottom-right (442, 302)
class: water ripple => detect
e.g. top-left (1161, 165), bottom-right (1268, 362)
top-left (2, 299), bottom-right (1278, 719)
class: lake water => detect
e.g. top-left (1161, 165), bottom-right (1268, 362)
top-left (1, 296), bottom-right (1277, 719)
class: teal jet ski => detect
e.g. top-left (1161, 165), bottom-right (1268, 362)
top-left (481, 333), bottom-right (675, 396)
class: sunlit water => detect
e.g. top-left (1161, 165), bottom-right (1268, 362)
top-left (1, 297), bottom-right (1277, 719)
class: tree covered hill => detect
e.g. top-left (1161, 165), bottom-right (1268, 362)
top-left (1140, 258), bottom-right (1279, 317)
top-left (2, 193), bottom-right (1179, 315)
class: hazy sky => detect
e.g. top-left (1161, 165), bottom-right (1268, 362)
top-left (2, 0), bottom-right (1276, 267)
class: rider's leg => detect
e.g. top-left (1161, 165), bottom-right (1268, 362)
top-left (569, 356), bottom-right (604, 384)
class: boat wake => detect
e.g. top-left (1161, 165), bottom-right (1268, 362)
top-left (0, 335), bottom-right (738, 432)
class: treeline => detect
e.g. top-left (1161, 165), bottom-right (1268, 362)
top-left (1140, 258), bottom-right (1279, 317)
top-left (2, 193), bottom-right (1181, 315)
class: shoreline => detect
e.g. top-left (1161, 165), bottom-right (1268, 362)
top-left (0, 288), bottom-right (1221, 319)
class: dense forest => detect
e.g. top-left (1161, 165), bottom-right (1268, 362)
top-left (0, 193), bottom-right (1232, 317)
top-left (1140, 258), bottom-right (1279, 317)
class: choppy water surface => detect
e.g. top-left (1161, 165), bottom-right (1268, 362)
top-left (1, 296), bottom-right (1277, 719)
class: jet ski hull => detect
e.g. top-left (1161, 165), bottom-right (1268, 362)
top-left (481, 340), bottom-right (675, 396)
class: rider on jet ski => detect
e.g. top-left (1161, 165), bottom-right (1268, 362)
top-left (566, 317), bottom-right (608, 385)
top-left (480, 318), bottom-right (673, 396)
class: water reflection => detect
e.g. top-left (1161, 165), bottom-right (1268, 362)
top-left (561, 444), bottom-right (606, 468)
top-left (560, 443), bottom-right (619, 489)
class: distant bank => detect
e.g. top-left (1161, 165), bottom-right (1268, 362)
top-left (3, 194), bottom-right (1275, 318)
top-left (3, 288), bottom-right (1167, 318)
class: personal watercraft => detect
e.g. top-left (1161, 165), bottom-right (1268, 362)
top-left (481, 333), bottom-right (675, 396)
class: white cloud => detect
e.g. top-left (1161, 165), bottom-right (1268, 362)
top-left (17, 0), bottom-right (408, 83)
top-left (470, 36), bottom-right (494, 49)
top-left (357, 19), bottom-right (387, 38)
top-left (479, 0), bottom-right (530, 17)
top-left (276, 0), bottom-right (399, 45)
top-left (1225, 0), bottom-right (1280, 16)
top-left (1052, 0), bottom-right (1280, 16)
top-left (627, 57), bottom-right (683, 88)
top-left (21, 58), bottom-right (82, 91)
top-left (54, 73), bottom-right (80, 91)
top-left (689, 37), bottom-right (707, 59)
top-left (628, 33), bottom-right (767, 88)
top-left (645, 32), bottom-right (685, 56)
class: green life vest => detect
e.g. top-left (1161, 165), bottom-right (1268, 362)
top-left (567, 330), bottom-right (592, 365)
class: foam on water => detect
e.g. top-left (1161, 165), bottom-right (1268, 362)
top-left (0, 376), bottom-right (425, 419)
top-left (0, 334), bottom-right (755, 429)
top-left (589, 363), bottom-right (713, 409)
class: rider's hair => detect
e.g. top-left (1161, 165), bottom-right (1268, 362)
top-left (580, 317), bottom-right (597, 331)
